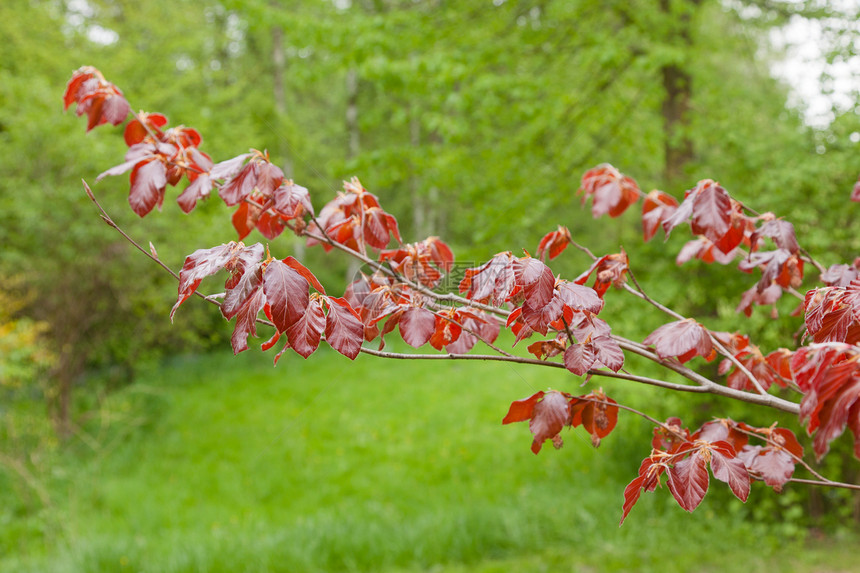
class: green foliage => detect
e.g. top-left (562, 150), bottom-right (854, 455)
top-left (2, 351), bottom-right (858, 573)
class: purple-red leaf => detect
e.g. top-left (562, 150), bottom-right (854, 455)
top-left (399, 307), bottom-right (436, 348)
top-left (643, 319), bottom-right (714, 363)
top-left (564, 342), bottom-right (596, 376)
top-left (325, 297), bottom-right (364, 359)
top-left (666, 451), bottom-right (709, 512)
top-left (230, 287), bottom-right (265, 355)
top-left (528, 391), bottom-right (570, 454)
top-left (128, 158), bottom-right (167, 217)
top-left (263, 259), bottom-right (310, 333)
top-left (285, 296), bottom-right (326, 358)
top-left (709, 445), bottom-right (751, 502)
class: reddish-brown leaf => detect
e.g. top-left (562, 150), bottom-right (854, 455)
top-left (399, 307), bottom-right (436, 348)
top-left (690, 179), bottom-right (732, 245)
top-left (528, 391), bottom-right (571, 454)
top-left (737, 445), bottom-right (796, 490)
top-left (643, 319), bottom-right (714, 363)
top-left (709, 443), bottom-right (751, 502)
top-left (502, 391), bottom-right (545, 424)
top-left (574, 251), bottom-right (628, 297)
top-left (652, 417), bottom-right (690, 454)
top-left (285, 296), bottom-right (326, 358)
top-left (171, 242), bottom-right (247, 320)
top-left (515, 256), bottom-right (556, 309)
top-left (128, 158), bottom-right (167, 217)
top-left (263, 259), bottom-right (310, 333)
top-left (229, 287), bottom-right (265, 355)
top-left (579, 163), bottom-right (641, 218)
top-left (642, 190), bottom-right (679, 242)
top-left (666, 451), bottom-right (709, 512)
top-left (222, 263), bottom-right (264, 321)
top-left (459, 252), bottom-right (516, 306)
top-left (536, 226), bottom-right (572, 260)
top-left (564, 342), bottom-right (596, 376)
top-left (123, 112), bottom-right (168, 146)
top-left (751, 218), bottom-right (799, 254)
top-left (324, 297), bottom-right (364, 359)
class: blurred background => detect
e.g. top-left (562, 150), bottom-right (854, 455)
top-left (1, 0), bottom-right (859, 571)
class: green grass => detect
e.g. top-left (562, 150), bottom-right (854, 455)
top-left (2, 346), bottom-right (859, 572)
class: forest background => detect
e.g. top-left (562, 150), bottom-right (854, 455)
top-left (1, 0), bottom-right (860, 571)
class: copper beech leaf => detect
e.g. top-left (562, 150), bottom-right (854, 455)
top-left (262, 259), bottom-right (310, 333)
top-left (536, 226), bottom-right (571, 261)
top-left (641, 190), bottom-right (679, 242)
top-left (569, 390), bottom-right (619, 447)
top-left (708, 441), bottom-right (751, 502)
top-left (666, 451), bottom-right (709, 512)
top-left (221, 263), bottom-right (264, 321)
top-left (230, 287), bottom-right (265, 355)
top-left (399, 307), bottom-right (436, 348)
top-left (579, 163), bottom-right (641, 218)
top-left (128, 158), bottom-right (168, 217)
top-left (502, 391), bottom-right (545, 424)
top-left (690, 180), bottom-right (732, 245)
top-left (502, 391), bottom-right (570, 454)
top-left (564, 342), bottom-right (596, 376)
top-left (325, 297), bottom-right (364, 359)
top-left (643, 318), bottom-right (714, 363)
top-left (515, 256), bottom-right (555, 309)
top-left (737, 445), bottom-right (796, 490)
top-left (527, 391), bottom-right (570, 454)
top-left (285, 296), bottom-right (326, 358)
top-left (171, 242), bottom-right (253, 320)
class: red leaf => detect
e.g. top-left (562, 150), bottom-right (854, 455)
top-left (574, 251), bottom-right (628, 297)
top-left (325, 297), bottom-right (364, 359)
top-left (281, 256), bottom-right (326, 294)
top-left (177, 173), bottom-right (213, 213)
top-left (643, 319), bottom-right (713, 363)
top-left (285, 296), bottom-right (326, 358)
top-left (554, 281), bottom-right (604, 314)
top-left (737, 445), bottom-right (796, 490)
top-left (502, 391), bottom-right (545, 424)
top-left (591, 335), bottom-right (624, 372)
top-left (399, 307), bottom-right (436, 348)
top-left (171, 242), bottom-right (247, 320)
top-left (536, 226), bottom-right (572, 260)
top-left (263, 259), bottom-right (310, 333)
top-left (528, 391), bottom-right (570, 454)
top-left (219, 161), bottom-right (258, 206)
top-left (527, 338), bottom-right (567, 360)
top-left (229, 287), bottom-right (265, 355)
top-left (579, 163), bottom-right (641, 218)
top-left (642, 190), bottom-right (679, 242)
top-left (570, 390), bottom-right (618, 446)
top-left (652, 417), bottom-right (690, 454)
top-left (515, 256), bottom-right (555, 309)
top-left (128, 158), bottom-right (167, 217)
top-left (124, 112), bottom-right (168, 146)
top-left (564, 342), bottom-right (596, 376)
top-left (222, 263), bottom-right (264, 321)
top-left (666, 451), bottom-right (709, 512)
top-left (620, 474), bottom-right (647, 526)
top-left (751, 218), bottom-right (799, 254)
top-left (690, 179), bottom-right (732, 244)
top-left (429, 312), bottom-right (462, 350)
top-left (709, 446), bottom-right (751, 502)
top-left (459, 252), bottom-right (516, 306)
top-left (273, 181), bottom-right (313, 218)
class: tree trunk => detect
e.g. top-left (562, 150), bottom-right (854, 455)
top-left (659, 0), bottom-right (698, 186)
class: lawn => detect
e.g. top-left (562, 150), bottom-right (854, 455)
top-left (1, 346), bottom-right (858, 572)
